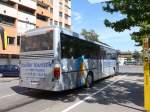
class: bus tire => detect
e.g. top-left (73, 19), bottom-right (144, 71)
top-left (85, 72), bottom-right (94, 88)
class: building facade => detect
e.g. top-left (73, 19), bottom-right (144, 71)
top-left (0, 0), bottom-right (71, 64)
top-left (118, 51), bottom-right (133, 65)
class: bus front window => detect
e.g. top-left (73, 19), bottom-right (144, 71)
top-left (21, 32), bottom-right (53, 52)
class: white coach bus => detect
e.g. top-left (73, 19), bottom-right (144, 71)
top-left (19, 26), bottom-right (119, 91)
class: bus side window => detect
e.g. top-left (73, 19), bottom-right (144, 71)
top-left (69, 47), bottom-right (74, 59)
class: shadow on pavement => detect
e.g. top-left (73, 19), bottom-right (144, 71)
top-left (10, 72), bottom-right (144, 112)
top-left (85, 78), bottom-right (144, 111)
top-left (119, 72), bottom-right (143, 77)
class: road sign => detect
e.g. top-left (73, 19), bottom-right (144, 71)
top-left (143, 38), bottom-right (150, 111)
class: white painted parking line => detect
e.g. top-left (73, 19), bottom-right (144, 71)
top-left (0, 89), bottom-right (30, 100)
top-left (40, 75), bottom-right (126, 112)
top-left (0, 78), bottom-right (19, 83)
top-left (61, 76), bottom-right (126, 112)
top-left (0, 93), bottom-right (17, 100)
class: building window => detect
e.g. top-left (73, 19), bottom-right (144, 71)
top-left (8, 37), bottom-right (15, 45)
top-left (18, 5), bottom-right (35, 16)
top-left (0, 14), bottom-right (15, 26)
top-left (65, 14), bottom-right (68, 20)
top-left (36, 14), bottom-right (48, 21)
top-left (59, 12), bottom-right (63, 17)
top-left (59, 2), bottom-right (63, 8)
top-left (65, 0), bottom-right (68, 3)
top-left (37, 2), bottom-right (49, 10)
top-left (17, 36), bottom-right (20, 46)
top-left (50, 19), bottom-right (53, 25)
top-left (50, 8), bottom-right (53, 13)
top-left (54, 21), bottom-right (58, 25)
top-left (59, 22), bottom-right (62, 27)
top-left (0, 1), bottom-right (16, 8)
top-left (65, 24), bottom-right (70, 29)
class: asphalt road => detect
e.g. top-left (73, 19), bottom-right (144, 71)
top-left (0, 65), bottom-right (144, 112)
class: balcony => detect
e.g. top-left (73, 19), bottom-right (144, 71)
top-left (68, 9), bottom-right (71, 16)
top-left (49, 1), bottom-right (53, 7)
top-left (37, 6), bottom-right (51, 17)
top-left (64, 18), bottom-right (71, 26)
top-left (0, 4), bottom-right (17, 18)
top-left (36, 19), bottom-right (48, 27)
top-left (68, 18), bottom-right (71, 25)
top-left (59, 17), bottom-right (63, 23)
top-left (68, 1), bottom-right (71, 8)
top-left (11, 0), bottom-right (36, 10)
top-left (18, 11), bottom-right (36, 24)
top-left (37, 0), bottom-right (49, 7)
top-left (59, 7), bottom-right (63, 12)
top-left (64, 8), bottom-right (68, 15)
top-left (64, 7), bottom-right (71, 16)
top-left (64, 0), bottom-right (71, 8)
top-left (64, 19), bottom-right (68, 25)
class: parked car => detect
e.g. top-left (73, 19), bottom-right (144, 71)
top-left (0, 65), bottom-right (20, 77)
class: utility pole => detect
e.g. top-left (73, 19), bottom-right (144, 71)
top-left (143, 38), bottom-right (150, 112)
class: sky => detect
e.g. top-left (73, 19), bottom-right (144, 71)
top-left (72, 0), bottom-right (142, 52)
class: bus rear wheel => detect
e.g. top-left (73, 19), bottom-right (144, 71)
top-left (85, 73), bottom-right (93, 88)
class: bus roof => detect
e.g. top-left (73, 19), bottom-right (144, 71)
top-left (23, 26), bottom-right (115, 51)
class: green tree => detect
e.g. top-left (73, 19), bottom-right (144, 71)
top-left (103, 0), bottom-right (150, 46)
top-left (80, 29), bottom-right (100, 42)
top-left (132, 51), bottom-right (140, 61)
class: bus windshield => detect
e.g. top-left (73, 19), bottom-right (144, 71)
top-left (21, 32), bottom-right (53, 52)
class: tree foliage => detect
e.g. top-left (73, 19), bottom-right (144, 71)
top-left (132, 50), bottom-right (141, 61)
top-left (80, 29), bottom-right (100, 42)
top-left (103, 0), bottom-right (150, 46)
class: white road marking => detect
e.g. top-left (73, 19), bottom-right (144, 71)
top-left (0, 78), bottom-right (19, 83)
top-left (40, 75), bottom-right (126, 112)
top-left (0, 89), bottom-right (30, 100)
top-left (0, 93), bottom-right (17, 100)
top-left (61, 75), bottom-right (126, 112)
top-left (40, 108), bottom-right (50, 112)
